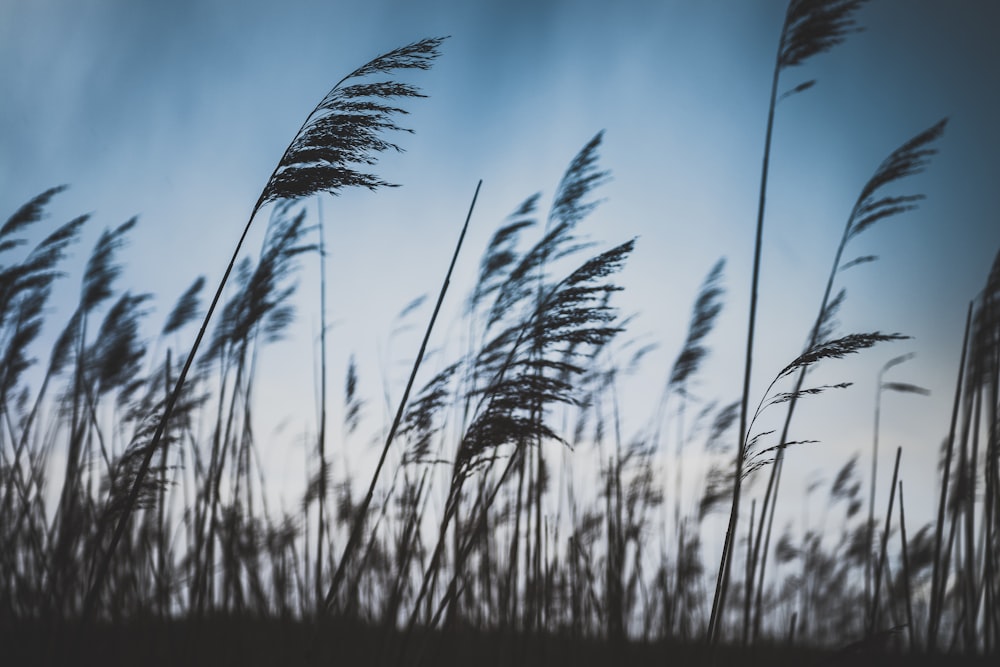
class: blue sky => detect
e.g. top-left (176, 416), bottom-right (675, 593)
top-left (2, 0), bottom-right (999, 538)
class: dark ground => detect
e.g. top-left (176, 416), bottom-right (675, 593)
top-left (4, 617), bottom-right (995, 666)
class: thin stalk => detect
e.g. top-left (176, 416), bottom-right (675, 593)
top-left (962, 370), bottom-right (983, 652)
top-left (157, 349), bottom-right (172, 618)
top-left (940, 486), bottom-right (963, 647)
top-left (928, 301), bottom-right (973, 650)
top-left (898, 480), bottom-right (915, 652)
top-left (506, 446), bottom-right (526, 629)
top-left (324, 180), bottom-right (481, 613)
top-left (707, 23), bottom-right (783, 648)
top-left (742, 498), bottom-right (755, 646)
top-left (868, 446), bottom-right (901, 636)
top-left (534, 422), bottom-right (544, 632)
top-left (747, 146), bottom-right (864, 645)
top-left (752, 454), bottom-right (781, 643)
top-left (315, 195), bottom-right (329, 615)
top-left (866, 353), bottom-right (916, 624)
top-left (983, 310), bottom-right (999, 651)
top-left (867, 365), bottom-right (884, 618)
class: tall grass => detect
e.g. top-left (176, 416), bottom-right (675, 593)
top-left (1, 12), bottom-right (998, 667)
top-left (84, 37), bottom-right (447, 618)
top-left (709, 0), bottom-right (870, 646)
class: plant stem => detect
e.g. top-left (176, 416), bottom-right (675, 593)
top-left (707, 17), bottom-right (783, 650)
top-left (898, 479), bottom-right (915, 652)
top-left (868, 446), bottom-right (901, 636)
top-left (928, 302), bottom-right (973, 651)
top-left (315, 195), bottom-right (329, 615)
top-left (323, 180), bottom-right (482, 613)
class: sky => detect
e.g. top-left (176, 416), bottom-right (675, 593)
top-left (2, 0), bottom-right (999, 545)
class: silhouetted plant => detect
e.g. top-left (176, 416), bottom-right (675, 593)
top-left (747, 117), bottom-right (948, 646)
top-left (1, 15), bottom-right (997, 667)
top-left (711, 0), bottom-right (871, 644)
top-left (85, 37), bottom-right (446, 615)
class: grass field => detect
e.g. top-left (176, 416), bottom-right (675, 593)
top-left (1, 2), bottom-right (998, 665)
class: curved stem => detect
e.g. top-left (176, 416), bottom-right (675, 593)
top-left (323, 180), bottom-right (481, 613)
top-left (707, 34), bottom-right (783, 647)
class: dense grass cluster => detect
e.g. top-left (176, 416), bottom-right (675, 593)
top-left (1, 3), bottom-right (998, 666)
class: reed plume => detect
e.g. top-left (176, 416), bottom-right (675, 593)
top-left (710, 0), bottom-right (870, 644)
top-left (83, 37), bottom-right (446, 615)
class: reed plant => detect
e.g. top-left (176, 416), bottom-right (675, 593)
top-left (1, 14), bottom-right (997, 667)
